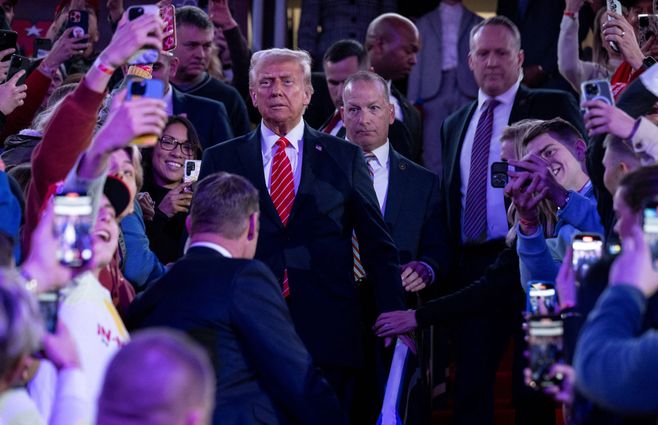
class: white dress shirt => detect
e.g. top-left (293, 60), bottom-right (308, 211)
top-left (387, 80), bottom-right (404, 122)
top-left (189, 241), bottom-right (233, 257)
top-left (367, 141), bottom-right (391, 214)
top-left (440, 2), bottom-right (463, 70)
top-left (163, 83), bottom-right (174, 116)
top-left (260, 119), bottom-right (305, 194)
top-left (460, 81), bottom-right (521, 242)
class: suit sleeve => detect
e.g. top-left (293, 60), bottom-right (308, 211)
top-left (350, 150), bottom-right (406, 313)
top-left (230, 262), bottom-right (347, 425)
top-left (417, 173), bottom-right (443, 276)
top-left (416, 247), bottom-right (523, 326)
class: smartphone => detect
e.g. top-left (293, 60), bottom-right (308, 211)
top-left (184, 160), bottom-right (201, 184)
top-left (127, 79), bottom-right (164, 145)
top-left (0, 30), bottom-right (17, 61)
top-left (127, 5), bottom-right (160, 65)
top-left (38, 291), bottom-right (60, 333)
top-left (491, 161), bottom-right (509, 188)
top-left (643, 200), bottom-right (658, 269)
top-left (527, 318), bottom-right (564, 390)
top-left (33, 38), bottom-right (52, 59)
top-left (6, 55), bottom-right (31, 85)
top-left (66, 10), bottom-right (89, 39)
top-left (572, 233), bottom-right (603, 282)
top-left (581, 79), bottom-right (615, 106)
top-left (53, 192), bottom-right (93, 268)
top-left (527, 281), bottom-right (559, 317)
top-left (607, 0), bottom-right (623, 53)
top-left (490, 161), bottom-right (529, 188)
top-left (638, 14), bottom-right (658, 47)
top-left (160, 4), bottom-right (177, 51)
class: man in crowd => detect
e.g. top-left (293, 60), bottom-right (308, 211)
top-left (341, 70), bottom-right (441, 423)
top-left (366, 13), bottom-right (423, 163)
top-left (320, 39), bottom-right (413, 158)
top-left (97, 329), bottom-right (215, 425)
top-left (199, 48), bottom-right (405, 418)
top-left (436, 16), bottom-right (584, 424)
top-left (151, 52), bottom-right (234, 150)
top-left (407, 0), bottom-right (483, 176)
top-left (127, 172), bottom-right (346, 425)
top-left (171, 6), bottom-right (251, 137)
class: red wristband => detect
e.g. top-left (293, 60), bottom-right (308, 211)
top-left (564, 11), bottom-right (576, 18)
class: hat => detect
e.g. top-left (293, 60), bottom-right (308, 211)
top-left (103, 176), bottom-right (130, 218)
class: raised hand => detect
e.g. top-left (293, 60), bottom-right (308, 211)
top-left (0, 70), bottom-right (27, 115)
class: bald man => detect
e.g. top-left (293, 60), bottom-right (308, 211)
top-left (366, 13), bottom-right (423, 163)
top-left (96, 329), bottom-right (215, 425)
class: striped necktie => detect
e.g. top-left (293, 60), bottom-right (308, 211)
top-left (270, 136), bottom-right (295, 297)
top-left (353, 151), bottom-right (378, 282)
top-left (463, 98), bottom-right (499, 242)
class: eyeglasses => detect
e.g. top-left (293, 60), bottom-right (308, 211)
top-left (159, 135), bottom-right (195, 156)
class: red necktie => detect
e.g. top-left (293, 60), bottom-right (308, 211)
top-left (270, 137), bottom-right (295, 297)
top-left (323, 111), bottom-right (341, 134)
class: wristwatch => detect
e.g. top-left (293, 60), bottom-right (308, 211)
top-left (642, 56), bottom-right (657, 70)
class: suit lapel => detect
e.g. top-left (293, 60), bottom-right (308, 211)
top-left (384, 148), bottom-right (404, 225)
top-left (171, 87), bottom-right (183, 115)
top-left (288, 124), bottom-right (321, 224)
top-left (508, 85), bottom-right (531, 124)
top-left (236, 129), bottom-right (283, 227)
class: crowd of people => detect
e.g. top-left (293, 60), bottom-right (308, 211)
top-left (2, 0), bottom-right (658, 424)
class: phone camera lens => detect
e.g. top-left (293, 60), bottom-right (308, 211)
top-left (585, 83), bottom-right (598, 96)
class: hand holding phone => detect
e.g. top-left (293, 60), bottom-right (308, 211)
top-left (126, 5), bottom-right (160, 65)
top-left (606, 0), bottom-right (623, 53)
top-left (126, 79), bottom-right (165, 145)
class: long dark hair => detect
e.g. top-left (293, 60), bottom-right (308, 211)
top-left (141, 115), bottom-right (202, 188)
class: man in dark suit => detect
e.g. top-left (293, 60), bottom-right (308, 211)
top-left (341, 70), bottom-right (441, 424)
top-left (366, 13), bottom-right (423, 163)
top-left (126, 172), bottom-right (346, 425)
top-left (199, 48), bottom-right (406, 417)
top-left (152, 53), bottom-right (234, 150)
top-left (433, 16), bottom-right (583, 425)
top-left (318, 39), bottom-right (413, 159)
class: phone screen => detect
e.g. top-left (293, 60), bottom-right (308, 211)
top-left (527, 281), bottom-right (559, 317)
top-left (527, 319), bottom-right (564, 390)
top-left (53, 193), bottom-right (93, 267)
top-left (643, 202), bottom-right (658, 268)
top-left (38, 291), bottom-right (59, 333)
top-left (160, 5), bottom-right (176, 51)
top-left (572, 234), bottom-right (603, 281)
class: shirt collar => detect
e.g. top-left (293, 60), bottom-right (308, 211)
top-left (368, 141), bottom-right (390, 168)
top-left (260, 119), bottom-right (305, 153)
top-left (476, 79), bottom-right (521, 110)
top-left (189, 241), bottom-right (233, 258)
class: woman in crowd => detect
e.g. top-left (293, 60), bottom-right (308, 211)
top-left (559, 1), bottom-right (621, 93)
top-left (141, 116), bottom-right (202, 264)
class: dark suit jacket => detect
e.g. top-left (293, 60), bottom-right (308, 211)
top-left (439, 85), bottom-right (586, 273)
top-left (391, 85), bottom-right (423, 163)
top-left (199, 124), bottom-right (405, 368)
top-left (126, 247), bottom-right (346, 425)
top-left (384, 148), bottom-right (441, 273)
top-left (172, 88), bottom-right (233, 150)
